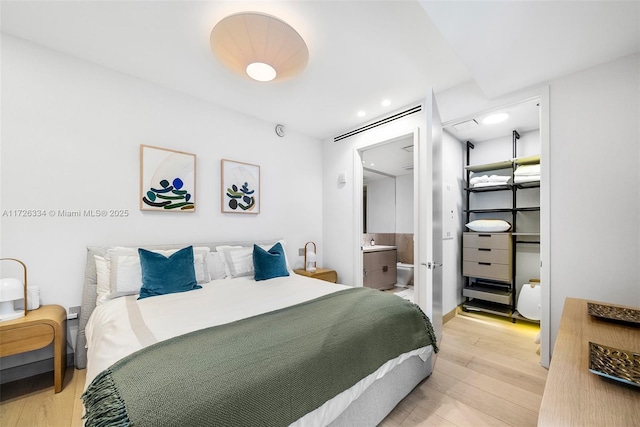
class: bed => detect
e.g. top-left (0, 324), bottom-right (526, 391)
top-left (76, 239), bottom-right (438, 426)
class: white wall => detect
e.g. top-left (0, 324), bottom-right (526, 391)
top-left (366, 177), bottom-right (396, 233)
top-left (437, 53), bottom-right (640, 355)
top-left (0, 36), bottom-right (323, 315)
top-left (323, 114), bottom-right (424, 286)
top-left (322, 105), bottom-right (463, 318)
top-left (547, 53), bottom-right (639, 346)
top-left (441, 131), bottom-right (464, 313)
top-left (395, 173), bottom-right (414, 233)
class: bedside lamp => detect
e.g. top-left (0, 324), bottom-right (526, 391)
top-left (0, 258), bottom-right (28, 322)
top-left (304, 242), bottom-right (317, 273)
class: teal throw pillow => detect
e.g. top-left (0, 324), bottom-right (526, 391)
top-left (253, 242), bottom-right (290, 281)
top-left (138, 246), bottom-right (201, 300)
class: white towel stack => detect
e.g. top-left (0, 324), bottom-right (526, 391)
top-left (513, 164), bottom-right (540, 183)
top-left (469, 174), bottom-right (510, 188)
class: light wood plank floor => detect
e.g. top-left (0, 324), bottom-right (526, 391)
top-left (0, 312), bottom-right (545, 427)
top-left (380, 312), bottom-right (546, 427)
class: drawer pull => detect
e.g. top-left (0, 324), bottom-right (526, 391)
top-left (479, 262), bottom-right (492, 266)
top-left (478, 248), bottom-right (491, 252)
top-left (478, 234), bottom-right (492, 237)
top-left (382, 265), bottom-right (388, 273)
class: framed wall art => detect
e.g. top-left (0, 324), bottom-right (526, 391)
top-left (140, 145), bottom-right (196, 212)
top-left (221, 159), bottom-right (260, 214)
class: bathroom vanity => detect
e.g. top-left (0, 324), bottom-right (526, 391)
top-left (363, 246), bottom-right (397, 290)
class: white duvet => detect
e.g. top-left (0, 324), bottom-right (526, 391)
top-left (85, 274), bottom-right (431, 426)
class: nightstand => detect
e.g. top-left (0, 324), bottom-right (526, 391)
top-left (293, 268), bottom-right (338, 283)
top-left (0, 304), bottom-right (67, 393)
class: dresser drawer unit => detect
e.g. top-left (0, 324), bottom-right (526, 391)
top-left (463, 247), bottom-right (510, 264)
top-left (463, 261), bottom-right (511, 282)
top-left (463, 233), bottom-right (511, 250)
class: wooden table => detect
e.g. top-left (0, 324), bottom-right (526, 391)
top-left (0, 305), bottom-right (67, 393)
top-left (293, 268), bottom-right (338, 283)
top-left (538, 298), bottom-right (639, 426)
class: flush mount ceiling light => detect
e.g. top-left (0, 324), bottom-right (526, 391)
top-left (482, 112), bottom-right (509, 125)
top-left (210, 12), bottom-right (309, 82)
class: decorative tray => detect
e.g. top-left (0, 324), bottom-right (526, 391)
top-left (587, 302), bottom-right (640, 326)
top-left (589, 342), bottom-right (640, 387)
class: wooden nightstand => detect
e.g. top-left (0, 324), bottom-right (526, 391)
top-left (0, 304), bottom-right (67, 393)
top-left (293, 268), bottom-right (338, 283)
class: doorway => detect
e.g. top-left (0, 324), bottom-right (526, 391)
top-left (359, 134), bottom-right (416, 300)
top-left (441, 91), bottom-right (550, 367)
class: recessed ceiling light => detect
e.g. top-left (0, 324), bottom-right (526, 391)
top-left (357, 111), bottom-right (366, 117)
top-left (381, 99), bottom-right (391, 107)
top-left (482, 113), bottom-right (509, 125)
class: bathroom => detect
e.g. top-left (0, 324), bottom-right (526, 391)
top-left (361, 136), bottom-right (415, 297)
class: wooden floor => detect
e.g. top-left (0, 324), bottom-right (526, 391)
top-left (380, 312), bottom-right (546, 427)
top-left (0, 312), bottom-right (545, 427)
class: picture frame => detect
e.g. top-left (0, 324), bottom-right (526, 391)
top-left (221, 159), bottom-right (260, 214)
top-left (140, 144), bottom-right (196, 212)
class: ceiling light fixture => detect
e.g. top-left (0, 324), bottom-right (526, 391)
top-left (210, 12), bottom-right (309, 82)
top-left (357, 111), bottom-right (366, 117)
top-left (381, 99), bottom-right (391, 107)
top-left (482, 112), bottom-right (509, 125)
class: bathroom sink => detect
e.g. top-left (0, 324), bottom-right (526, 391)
top-left (362, 245), bottom-right (397, 252)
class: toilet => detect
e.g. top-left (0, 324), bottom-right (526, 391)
top-left (396, 262), bottom-right (414, 287)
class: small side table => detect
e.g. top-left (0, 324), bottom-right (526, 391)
top-left (294, 268), bottom-right (338, 283)
top-left (0, 304), bottom-right (67, 393)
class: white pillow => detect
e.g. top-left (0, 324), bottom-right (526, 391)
top-left (94, 255), bottom-right (110, 306)
top-left (103, 246), bottom-right (211, 300)
top-left (206, 252), bottom-right (227, 280)
top-left (220, 246), bottom-right (255, 278)
top-left (216, 241), bottom-right (293, 279)
top-left (466, 220), bottom-right (511, 232)
top-left (214, 246), bottom-right (243, 278)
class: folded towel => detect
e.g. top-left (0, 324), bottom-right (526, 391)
top-left (472, 181), bottom-right (510, 188)
top-left (514, 175), bottom-right (540, 183)
top-left (488, 175), bottom-right (510, 183)
top-left (469, 175), bottom-right (489, 185)
top-left (514, 164), bottom-right (540, 176)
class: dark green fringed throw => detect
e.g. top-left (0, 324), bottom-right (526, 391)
top-left (82, 287), bottom-right (438, 427)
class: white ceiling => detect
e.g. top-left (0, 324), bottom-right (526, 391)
top-left (1, 1), bottom-right (638, 140)
top-left (362, 135), bottom-right (415, 182)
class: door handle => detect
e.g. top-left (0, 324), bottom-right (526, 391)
top-left (422, 262), bottom-right (443, 269)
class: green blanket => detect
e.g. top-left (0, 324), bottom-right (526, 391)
top-left (82, 287), bottom-right (438, 427)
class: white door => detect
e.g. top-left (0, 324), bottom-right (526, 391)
top-left (415, 90), bottom-right (444, 342)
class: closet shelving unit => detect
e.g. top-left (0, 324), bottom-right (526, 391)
top-left (462, 130), bottom-right (540, 321)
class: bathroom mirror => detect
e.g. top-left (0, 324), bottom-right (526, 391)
top-left (360, 135), bottom-right (414, 234)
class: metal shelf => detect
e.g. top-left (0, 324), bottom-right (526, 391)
top-left (464, 208), bottom-right (513, 214)
top-left (464, 185), bottom-right (512, 193)
top-left (463, 132), bottom-right (540, 321)
top-left (512, 154), bottom-right (541, 165)
top-left (462, 299), bottom-right (513, 317)
top-left (465, 160), bottom-right (513, 173)
top-left (513, 181), bottom-right (540, 189)
top-left (463, 284), bottom-right (512, 305)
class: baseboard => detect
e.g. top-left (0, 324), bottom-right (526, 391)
top-left (442, 307), bottom-right (457, 325)
top-left (0, 350), bottom-right (74, 385)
